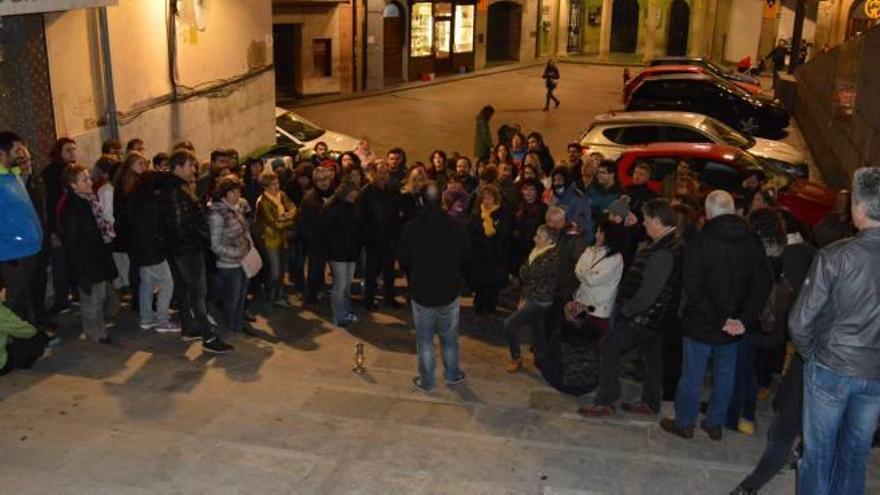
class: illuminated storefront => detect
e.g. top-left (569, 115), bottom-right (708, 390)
top-left (408, 0), bottom-right (476, 80)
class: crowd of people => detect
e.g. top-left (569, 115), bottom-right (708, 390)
top-left (1, 116), bottom-right (879, 494)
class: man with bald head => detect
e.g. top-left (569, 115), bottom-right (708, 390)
top-left (661, 190), bottom-right (771, 441)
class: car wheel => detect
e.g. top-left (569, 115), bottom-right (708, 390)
top-left (738, 117), bottom-right (759, 135)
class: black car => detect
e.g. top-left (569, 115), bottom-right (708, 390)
top-left (649, 56), bottom-right (762, 87)
top-left (625, 73), bottom-right (790, 138)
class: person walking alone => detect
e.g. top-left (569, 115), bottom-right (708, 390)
top-left (789, 167), bottom-right (880, 495)
top-left (398, 182), bottom-right (470, 392)
top-left (542, 59), bottom-right (560, 111)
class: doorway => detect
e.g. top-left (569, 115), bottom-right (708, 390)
top-left (487, 1), bottom-right (523, 62)
top-left (273, 23), bottom-right (301, 96)
top-left (567, 0), bottom-right (583, 53)
top-left (667, 0), bottom-right (690, 56)
top-left (383, 2), bottom-right (405, 84)
top-left (611, 0), bottom-right (639, 53)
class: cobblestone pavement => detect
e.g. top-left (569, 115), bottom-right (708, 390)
top-left (1, 68), bottom-right (872, 493)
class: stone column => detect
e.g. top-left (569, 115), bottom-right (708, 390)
top-left (598, 0), bottom-right (612, 58)
top-left (643, 0), bottom-right (658, 61)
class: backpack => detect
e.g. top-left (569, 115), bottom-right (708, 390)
top-left (537, 317), bottom-right (600, 396)
top-left (759, 273), bottom-right (795, 337)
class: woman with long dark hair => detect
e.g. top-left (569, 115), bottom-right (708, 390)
top-left (572, 220), bottom-right (626, 341)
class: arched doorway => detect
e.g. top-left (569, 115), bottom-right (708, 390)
top-left (666, 0), bottom-right (690, 56)
top-left (847, 0), bottom-right (880, 40)
top-left (611, 0), bottom-right (639, 53)
top-left (383, 2), bottom-right (405, 85)
top-left (487, 1), bottom-right (523, 62)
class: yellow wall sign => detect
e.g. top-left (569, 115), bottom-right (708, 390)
top-left (867, 0), bottom-right (880, 20)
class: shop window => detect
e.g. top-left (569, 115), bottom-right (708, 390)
top-left (312, 39), bottom-right (332, 77)
top-left (411, 3), bottom-right (433, 57)
top-left (433, 3), bottom-right (452, 59)
top-left (453, 5), bottom-right (474, 53)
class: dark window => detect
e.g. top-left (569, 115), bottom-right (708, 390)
top-left (602, 127), bottom-right (625, 143)
top-left (312, 38), bottom-right (332, 77)
top-left (699, 160), bottom-right (743, 192)
top-left (626, 156), bottom-right (678, 181)
top-left (617, 126), bottom-right (661, 144)
top-left (664, 126), bottom-right (709, 143)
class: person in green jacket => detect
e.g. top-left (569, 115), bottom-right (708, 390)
top-left (1, 304), bottom-right (47, 375)
top-left (474, 105), bottom-right (495, 163)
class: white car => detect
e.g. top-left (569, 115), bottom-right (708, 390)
top-left (275, 107), bottom-right (359, 160)
top-left (579, 111), bottom-right (809, 178)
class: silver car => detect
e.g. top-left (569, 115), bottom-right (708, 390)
top-left (579, 111), bottom-right (809, 179)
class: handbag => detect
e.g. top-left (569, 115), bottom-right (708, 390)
top-left (240, 235), bottom-right (263, 279)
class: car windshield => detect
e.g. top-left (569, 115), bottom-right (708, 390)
top-left (276, 112), bottom-right (325, 142)
top-left (736, 151), bottom-right (791, 190)
top-left (704, 59), bottom-right (730, 75)
top-left (700, 117), bottom-right (755, 148)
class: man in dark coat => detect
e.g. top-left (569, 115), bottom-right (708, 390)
top-left (398, 182), bottom-right (470, 391)
top-left (296, 166), bottom-right (336, 304)
top-left (360, 163), bottom-right (401, 311)
top-left (661, 190), bottom-right (771, 441)
top-left (624, 161), bottom-right (658, 221)
top-left (158, 151), bottom-right (232, 353)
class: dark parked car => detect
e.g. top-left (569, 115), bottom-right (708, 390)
top-left (649, 56), bottom-right (762, 87)
top-left (626, 74), bottom-right (790, 138)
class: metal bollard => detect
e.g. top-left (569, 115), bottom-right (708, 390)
top-left (352, 343), bottom-right (366, 374)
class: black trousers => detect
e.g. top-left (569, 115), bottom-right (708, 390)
top-left (0, 330), bottom-right (49, 376)
top-left (364, 244), bottom-right (395, 306)
top-left (306, 253), bottom-right (328, 302)
top-left (740, 354), bottom-right (804, 491)
top-left (170, 253), bottom-right (214, 338)
top-left (595, 319), bottom-right (663, 412)
top-left (472, 282), bottom-right (502, 315)
top-left (544, 87), bottom-right (560, 109)
top-left (2, 256), bottom-right (38, 322)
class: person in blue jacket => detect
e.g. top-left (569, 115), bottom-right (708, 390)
top-left (549, 166), bottom-right (593, 244)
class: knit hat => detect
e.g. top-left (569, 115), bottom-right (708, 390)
top-left (606, 197), bottom-right (631, 218)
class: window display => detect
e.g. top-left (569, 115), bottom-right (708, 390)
top-left (411, 3), bottom-right (433, 57)
top-left (453, 5), bottom-right (474, 53)
top-left (433, 3), bottom-right (452, 59)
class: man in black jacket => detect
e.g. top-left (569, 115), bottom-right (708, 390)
top-left (296, 166), bottom-right (335, 304)
top-left (361, 163), bottom-right (401, 311)
top-left (580, 199), bottom-right (683, 418)
top-left (158, 151), bottom-right (232, 354)
top-left (398, 182), bottom-right (470, 391)
top-left (661, 190), bottom-right (771, 441)
top-left (789, 167), bottom-right (880, 494)
top-left (624, 161), bottom-right (658, 221)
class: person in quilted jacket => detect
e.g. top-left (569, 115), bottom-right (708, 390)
top-left (209, 176), bottom-right (253, 334)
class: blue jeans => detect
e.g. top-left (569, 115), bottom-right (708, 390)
top-left (139, 261), bottom-right (174, 327)
top-left (800, 360), bottom-right (880, 495)
top-left (727, 334), bottom-right (758, 428)
top-left (503, 299), bottom-right (551, 360)
top-left (674, 337), bottom-right (738, 428)
top-left (218, 266), bottom-right (248, 332)
top-left (330, 261), bottom-right (355, 324)
top-left (265, 247), bottom-right (288, 302)
top-left (412, 298), bottom-right (462, 390)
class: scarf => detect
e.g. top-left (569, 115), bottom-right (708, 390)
top-left (78, 191), bottom-right (115, 244)
top-left (528, 243), bottom-right (555, 265)
top-left (263, 190), bottom-right (287, 215)
top-left (481, 204), bottom-right (500, 237)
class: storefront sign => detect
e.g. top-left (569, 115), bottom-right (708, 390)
top-left (0, 0), bottom-right (117, 16)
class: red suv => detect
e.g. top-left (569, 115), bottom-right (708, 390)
top-left (616, 143), bottom-right (835, 226)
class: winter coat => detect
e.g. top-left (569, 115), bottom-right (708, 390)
top-left (616, 230), bottom-right (684, 332)
top-left (467, 208), bottom-right (513, 287)
top-left (543, 64), bottom-right (560, 89)
top-left (295, 187), bottom-right (334, 256)
top-left (554, 227), bottom-right (590, 299)
top-left (682, 214), bottom-right (772, 345)
top-left (125, 172), bottom-right (168, 267)
top-left (208, 198), bottom-right (251, 268)
top-left (520, 246), bottom-right (561, 304)
top-left (0, 304), bottom-right (38, 371)
top-left (587, 182), bottom-right (622, 219)
top-left (574, 246), bottom-right (624, 319)
top-left (361, 182), bottom-right (400, 248)
top-left (551, 183), bottom-right (593, 244)
top-left (475, 116), bottom-right (493, 162)
top-left (59, 191), bottom-right (118, 287)
top-left (624, 184), bottom-right (658, 220)
top-left (511, 200), bottom-right (548, 270)
top-left (397, 207), bottom-right (471, 307)
top-left (157, 174), bottom-right (210, 257)
top-left (256, 191), bottom-right (296, 250)
top-left (319, 199), bottom-right (362, 262)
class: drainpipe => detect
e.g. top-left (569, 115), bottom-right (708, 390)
top-left (97, 6), bottom-right (119, 140)
top-left (789, 0), bottom-right (806, 73)
top-left (353, 1), bottom-right (359, 92)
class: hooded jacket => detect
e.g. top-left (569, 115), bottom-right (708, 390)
top-left (681, 214), bottom-right (772, 345)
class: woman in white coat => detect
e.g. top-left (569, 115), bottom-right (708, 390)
top-left (571, 220), bottom-right (628, 341)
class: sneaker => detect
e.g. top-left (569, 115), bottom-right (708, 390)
top-left (203, 337), bottom-right (233, 354)
top-left (621, 402), bottom-right (658, 416)
top-left (659, 418), bottom-right (695, 439)
top-left (139, 322), bottom-right (156, 330)
top-left (206, 313), bottom-right (218, 326)
top-left (181, 330), bottom-right (203, 342)
top-left (700, 420), bottom-right (723, 441)
top-left (445, 373), bottom-right (466, 386)
top-left (345, 312), bottom-right (358, 323)
top-left (737, 418), bottom-right (756, 436)
top-left (154, 321), bottom-right (182, 333)
top-left (412, 376), bottom-right (433, 392)
top-left (506, 358), bottom-right (523, 373)
top-left (578, 405), bottom-right (616, 418)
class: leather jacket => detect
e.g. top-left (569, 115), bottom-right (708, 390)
top-left (789, 227), bottom-right (880, 379)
